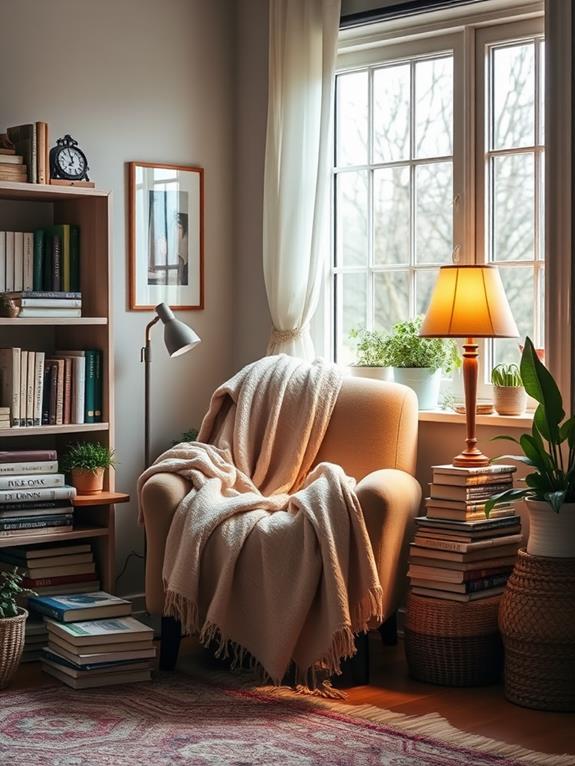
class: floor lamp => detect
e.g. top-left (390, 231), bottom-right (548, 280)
top-left (142, 302), bottom-right (201, 468)
top-left (420, 265), bottom-right (518, 467)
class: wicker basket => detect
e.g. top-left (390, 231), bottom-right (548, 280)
top-left (0, 607), bottom-right (27, 689)
top-left (499, 549), bottom-right (575, 711)
top-left (404, 593), bottom-right (503, 687)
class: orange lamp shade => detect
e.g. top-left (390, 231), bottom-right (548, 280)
top-left (420, 265), bottom-right (519, 339)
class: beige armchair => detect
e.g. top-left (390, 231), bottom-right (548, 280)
top-left (141, 375), bottom-right (422, 677)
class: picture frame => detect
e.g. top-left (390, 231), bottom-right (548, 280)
top-left (128, 161), bottom-right (204, 311)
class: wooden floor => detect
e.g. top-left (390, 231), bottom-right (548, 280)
top-left (10, 636), bottom-right (575, 759)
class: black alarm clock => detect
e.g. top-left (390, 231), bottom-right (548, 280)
top-left (50, 135), bottom-right (90, 182)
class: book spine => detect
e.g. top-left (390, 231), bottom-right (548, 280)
top-left (18, 299), bottom-right (82, 308)
top-left (43, 232), bottom-right (52, 292)
top-left (33, 352), bottom-right (44, 426)
top-left (19, 350), bottom-right (28, 428)
top-left (48, 362), bottom-right (57, 425)
top-left (0, 461), bottom-right (58, 476)
top-left (13, 232), bottom-right (23, 292)
top-left (433, 464), bottom-right (516, 477)
top-left (0, 474), bottom-right (65, 490)
top-left (5, 231), bottom-right (14, 292)
top-left (70, 225), bottom-right (80, 292)
top-left (12, 347), bottom-right (20, 427)
top-left (0, 500), bottom-right (65, 511)
top-left (26, 351), bottom-right (35, 427)
top-left (41, 364), bottom-right (51, 425)
top-left (85, 351), bottom-right (96, 423)
top-left (16, 291), bottom-right (81, 300)
top-left (52, 234), bottom-right (62, 292)
top-left (72, 356), bottom-right (85, 424)
top-left (94, 350), bottom-right (102, 422)
top-left (0, 486), bottom-right (75, 503)
top-left (0, 515), bottom-right (73, 531)
top-left (24, 574), bottom-right (97, 588)
top-left (28, 603), bottom-right (63, 621)
top-left (63, 358), bottom-right (72, 425)
top-left (23, 233), bottom-right (34, 291)
top-left (62, 225), bottom-right (70, 292)
top-left (0, 232), bottom-right (5, 293)
top-left (36, 122), bottom-right (47, 185)
top-left (464, 573), bottom-right (511, 593)
top-left (55, 360), bottom-right (64, 425)
top-left (0, 450), bottom-right (57, 462)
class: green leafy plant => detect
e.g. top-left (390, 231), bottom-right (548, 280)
top-left (173, 428), bottom-right (199, 446)
top-left (349, 328), bottom-right (388, 367)
top-left (486, 336), bottom-right (575, 515)
top-left (380, 316), bottom-right (461, 373)
top-left (0, 568), bottom-right (34, 619)
top-left (62, 442), bottom-right (116, 474)
top-left (491, 363), bottom-right (523, 387)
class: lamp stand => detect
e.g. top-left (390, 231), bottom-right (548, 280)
top-left (141, 315), bottom-right (161, 469)
top-left (453, 338), bottom-right (489, 467)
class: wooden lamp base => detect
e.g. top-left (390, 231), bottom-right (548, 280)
top-left (453, 338), bottom-right (490, 468)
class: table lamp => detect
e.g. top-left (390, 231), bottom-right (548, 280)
top-left (420, 265), bottom-right (518, 467)
top-left (141, 303), bottom-right (201, 467)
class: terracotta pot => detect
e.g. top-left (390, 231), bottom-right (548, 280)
top-left (71, 467), bottom-right (105, 495)
top-left (0, 607), bottom-right (27, 689)
top-left (526, 499), bottom-right (575, 558)
top-left (493, 386), bottom-right (527, 416)
top-left (349, 366), bottom-right (392, 381)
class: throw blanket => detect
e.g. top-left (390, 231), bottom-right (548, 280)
top-left (138, 355), bottom-right (383, 687)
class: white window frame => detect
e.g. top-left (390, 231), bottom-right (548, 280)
top-left (318, 2), bottom-right (545, 403)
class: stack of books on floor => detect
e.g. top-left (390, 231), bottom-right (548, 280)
top-left (1, 122), bottom-right (49, 184)
top-left (0, 347), bottom-right (102, 426)
top-left (21, 617), bottom-right (49, 662)
top-left (0, 450), bottom-right (76, 536)
top-left (28, 592), bottom-right (155, 688)
top-left (408, 463), bottom-right (521, 602)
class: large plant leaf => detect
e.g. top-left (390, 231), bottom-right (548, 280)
top-left (521, 337), bottom-right (564, 438)
top-left (484, 487), bottom-right (530, 516)
top-left (544, 490), bottom-right (567, 513)
top-left (493, 454), bottom-right (535, 466)
top-left (491, 435), bottom-right (521, 445)
top-left (560, 416), bottom-right (575, 448)
top-left (519, 433), bottom-right (553, 473)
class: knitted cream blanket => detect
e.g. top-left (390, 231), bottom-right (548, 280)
top-left (138, 355), bottom-right (382, 686)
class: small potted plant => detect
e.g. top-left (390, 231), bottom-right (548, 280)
top-left (380, 316), bottom-right (460, 410)
top-left (348, 328), bottom-right (391, 380)
top-left (0, 568), bottom-right (33, 689)
top-left (491, 363), bottom-right (527, 416)
top-left (63, 441), bottom-right (116, 495)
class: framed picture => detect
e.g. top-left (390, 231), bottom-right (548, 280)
top-left (129, 161), bottom-right (204, 310)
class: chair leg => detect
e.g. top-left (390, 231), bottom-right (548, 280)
top-left (159, 616), bottom-right (182, 670)
top-left (333, 632), bottom-right (370, 687)
top-left (379, 611), bottom-right (398, 646)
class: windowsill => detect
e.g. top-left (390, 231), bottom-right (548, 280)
top-left (418, 410), bottom-right (534, 428)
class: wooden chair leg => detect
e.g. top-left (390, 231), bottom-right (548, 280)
top-left (332, 631), bottom-right (370, 688)
top-left (159, 616), bottom-right (182, 670)
top-left (379, 611), bottom-right (398, 646)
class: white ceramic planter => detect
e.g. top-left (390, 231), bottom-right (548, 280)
top-left (349, 366), bottom-right (392, 381)
top-left (493, 386), bottom-right (527, 416)
top-left (526, 499), bottom-right (575, 558)
top-left (391, 367), bottom-right (441, 410)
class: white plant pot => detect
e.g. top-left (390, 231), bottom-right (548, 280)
top-left (391, 367), bottom-right (441, 410)
top-left (493, 386), bottom-right (527, 416)
top-left (526, 499), bottom-right (575, 558)
top-left (349, 366), bottom-right (393, 381)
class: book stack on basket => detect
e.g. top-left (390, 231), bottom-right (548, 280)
top-left (0, 450), bottom-right (76, 538)
top-left (28, 592), bottom-right (155, 689)
top-left (408, 464), bottom-right (522, 602)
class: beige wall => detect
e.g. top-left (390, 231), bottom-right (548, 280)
top-left (0, 0), bottom-right (236, 596)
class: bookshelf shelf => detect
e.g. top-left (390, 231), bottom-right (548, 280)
top-left (0, 317), bottom-right (108, 326)
top-left (73, 492), bottom-right (130, 507)
top-left (0, 525), bottom-right (109, 549)
top-left (0, 180), bottom-right (109, 202)
top-left (0, 423), bottom-right (109, 437)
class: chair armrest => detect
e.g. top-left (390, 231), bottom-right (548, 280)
top-left (356, 468), bottom-right (422, 620)
top-left (141, 473), bottom-right (191, 615)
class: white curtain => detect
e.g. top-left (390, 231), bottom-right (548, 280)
top-left (263, 0), bottom-right (341, 358)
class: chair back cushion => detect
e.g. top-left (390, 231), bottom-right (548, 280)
top-left (312, 376), bottom-right (418, 481)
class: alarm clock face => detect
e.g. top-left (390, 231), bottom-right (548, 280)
top-left (56, 146), bottom-right (87, 180)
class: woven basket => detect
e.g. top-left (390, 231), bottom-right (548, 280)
top-left (0, 607), bottom-right (27, 689)
top-left (404, 593), bottom-right (503, 687)
top-left (499, 549), bottom-right (575, 711)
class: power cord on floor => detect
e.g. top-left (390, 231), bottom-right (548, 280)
top-left (115, 549), bottom-right (145, 589)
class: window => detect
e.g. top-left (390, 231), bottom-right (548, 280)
top-left (327, 10), bottom-right (545, 386)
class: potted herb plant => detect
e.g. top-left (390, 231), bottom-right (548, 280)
top-left (63, 442), bottom-right (116, 495)
top-left (0, 568), bottom-right (33, 689)
top-left (348, 328), bottom-right (391, 381)
top-left (486, 337), bottom-right (575, 557)
top-left (491, 363), bottom-right (527, 416)
top-left (380, 316), bottom-right (460, 410)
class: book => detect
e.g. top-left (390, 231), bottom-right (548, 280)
top-left (0, 232), bottom-right (5, 292)
top-left (409, 573), bottom-right (510, 593)
top-left (33, 231), bottom-right (44, 290)
top-left (13, 231), bottom-right (23, 291)
top-left (0, 347), bottom-right (21, 426)
top-left (23, 232), bottom-right (33, 291)
top-left (42, 664), bottom-right (152, 689)
top-left (407, 563), bottom-right (513, 583)
top-left (49, 634), bottom-right (154, 656)
top-left (429, 482), bottom-right (514, 501)
top-left (42, 650), bottom-right (154, 674)
top-left (23, 570), bottom-right (98, 588)
top-left (0, 561), bottom-right (95, 579)
top-left (52, 233), bottom-right (62, 291)
top-left (0, 485), bottom-right (76, 503)
top-left (19, 350), bottom-right (28, 427)
top-left (32, 581), bottom-right (101, 597)
top-left (3, 551), bottom-right (93, 569)
top-left (28, 591), bottom-right (131, 622)
top-left (25, 351), bottom-right (35, 426)
top-left (432, 464), bottom-right (517, 478)
top-left (0, 154), bottom-right (22, 164)
top-left (409, 543), bottom-right (520, 562)
top-left (33, 351), bottom-right (45, 426)
top-left (0, 505), bottom-right (71, 519)
top-left (409, 554), bottom-right (519, 571)
top-left (0, 515), bottom-right (73, 534)
top-left (6, 124), bottom-right (36, 182)
top-left (44, 643), bottom-right (156, 667)
top-left (36, 121), bottom-right (48, 185)
top-left (7, 291), bottom-right (81, 300)
top-left (48, 361), bottom-right (58, 424)
top-left (8, 297), bottom-right (82, 308)
top-left (0, 450), bottom-right (57, 463)
top-left (17, 307), bottom-right (81, 318)
top-left (411, 586), bottom-right (506, 602)
top-left (0, 524), bottom-right (72, 538)
top-left (5, 231), bottom-right (14, 292)
top-left (413, 526), bottom-right (520, 543)
top-left (431, 472), bottom-right (516, 487)
top-left (45, 616), bottom-right (153, 646)
top-left (415, 515), bottom-right (519, 532)
top-left (412, 533), bottom-right (523, 554)
top-left (70, 225), bottom-right (80, 292)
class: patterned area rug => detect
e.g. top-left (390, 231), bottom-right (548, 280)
top-left (0, 674), bottom-right (570, 766)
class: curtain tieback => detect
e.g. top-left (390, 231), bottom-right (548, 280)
top-left (270, 324), bottom-right (309, 344)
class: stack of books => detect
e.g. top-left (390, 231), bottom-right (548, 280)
top-left (0, 451), bottom-right (76, 537)
top-left (0, 406), bottom-right (9, 428)
top-left (28, 592), bottom-right (155, 689)
top-left (2, 122), bottom-right (49, 184)
top-left (22, 617), bottom-right (49, 662)
top-left (0, 291), bottom-right (81, 319)
top-left (408, 464), bottom-right (521, 602)
top-left (0, 542), bottom-right (98, 595)
top-left (0, 347), bottom-right (102, 427)
top-left (0, 146), bottom-right (27, 183)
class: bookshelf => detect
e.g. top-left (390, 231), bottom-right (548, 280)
top-left (0, 181), bottom-right (124, 592)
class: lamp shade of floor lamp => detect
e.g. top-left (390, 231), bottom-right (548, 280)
top-left (142, 303), bottom-right (201, 467)
top-left (420, 265), bottom-right (518, 467)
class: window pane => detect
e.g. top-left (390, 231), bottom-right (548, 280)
top-left (538, 41), bottom-right (545, 144)
top-left (416, 269), bottom-right (439, 315)
top-left (415, 161), bottom-right (453, 263)
top-left (373, 64), bottom-right (410, 162)
top-left (415, 56), bottom-right (453, 159)
top-left (374, 166), bottom-right (410, 265)
top-left (492, 153), bottom-right (534, 262)
top-left (492, 43), bottom-right (535, 150)
top-left (493, 267), bottom-right (533, 367)
top-left (337, 71), bottom-right (368, 167)
top-left (374, 271), bottom-right (409, 331)
top-left (340, 272), bottom-right (368, 363)
top-left (336, 171), bottom-right (369, 267)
